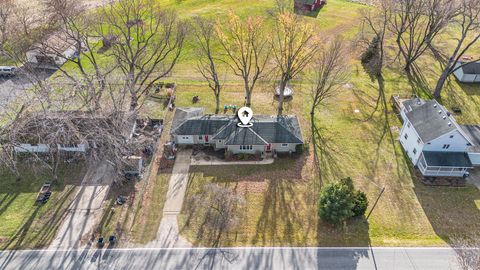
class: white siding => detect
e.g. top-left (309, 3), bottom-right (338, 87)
top-left (399, 120), bottom-right (424, 164)
top-left (423, 130), bottom-right (470, 152)
top-left (14, 144), bottom-right (50, 153)
top-left (463, 74), bottom-right (477, 83)
top-left (227, 145), bottom-right (265, 154)
top-left (272, 143), bottom-right (297, 153)
top-left (468, 153), bottom-right (480, 166)
top-left (176, 135), bottom-right (194, 144)
top-left (214, 139), bottom-right (226, 150)
top-left (453, 67), bottom-right (465, 82)
top-left (57, 143), bottom-right (87, 152)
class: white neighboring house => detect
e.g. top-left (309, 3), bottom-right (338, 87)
top-left (398, 98), bottom-right (480, 177)
top-left (12, 111), bottom-right (124, 154)
top-left (26, 31), bottom-right (79, 69)
top-left (453, 61), bottom-right (480, 83)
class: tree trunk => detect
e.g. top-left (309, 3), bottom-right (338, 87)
top-left (245, 89), bottom-right (252, 107)
top-left (215, 92), bottom-right (220, 114)
top-left (433, 69), bottom-right (449, 99)
top-left (130, 94), bottom-right (138, 111)
top-left (277, 80), bottom-right (287, 116)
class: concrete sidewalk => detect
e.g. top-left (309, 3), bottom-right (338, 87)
top-left (150, 149), bottom-right (192, 248)
top-left (0, 247), bottom-right (463, 270)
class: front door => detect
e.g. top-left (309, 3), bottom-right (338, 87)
top-left (266, 144), bottom-right (271, 152)
top-left (205, 135), bottom-right (209, 143)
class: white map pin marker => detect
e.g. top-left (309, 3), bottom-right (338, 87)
top-left (237, 107), bottom-right (253, 127)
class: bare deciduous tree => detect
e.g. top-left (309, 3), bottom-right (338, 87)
top-left (451, 234), bottom-right (480, 270)
top-left (0, 0), bottom-right (14, 52)
top-left (433, 0), bottom-right (480, 99)
top-left (193, 17), bottom-right (223, 114)
top-left (387, 0), bottom-right (456, 72)
top-left (187, 183), bottom-right (245, 247)
top-left (359, 0), bottom-right (389, 77)
top-left (272, 11), bottom-right (319, 115)
top-left (101, 0), bottom-right (186, 111)
top-left (310, 38), bottom-right (349, 118)
top-left (216, 12), bottom-right (270, 108)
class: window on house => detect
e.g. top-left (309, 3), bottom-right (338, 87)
top-left (407, 122), bottom-right (411, 128)
top-left (198, 136), bottom-right (203, 140)
top-left (417, 138), bottom-right (421, 144)
top-left (449, 135), bottom-right (454, 138)
top-left (241, 145), bottom-right (252, 150)
top-left (413, 148), bottom-right (417, 155)
top-left (467, 143), bottom-right (472, 146)
top-left (443, 144), bottom-right (450, 149)
top-left (404, 134), bottom-right (408, 140)
top-left (281, 143), bottom-right (288, 147)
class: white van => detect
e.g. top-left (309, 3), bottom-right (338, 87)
top-left (0, 66), bottom-right (16, 77)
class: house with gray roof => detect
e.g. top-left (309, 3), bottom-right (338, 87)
top-left (453, 61), bottom-right (480, 83)
top-left (170, 108), bottom-right (303, 156)
top-left (398, 98), bottom-right (480, 177)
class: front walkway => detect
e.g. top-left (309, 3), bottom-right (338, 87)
top-left (149, 149), bottom-right (192, 248)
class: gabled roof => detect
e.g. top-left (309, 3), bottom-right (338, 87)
top-left (458, 61), bottom-right (480, 75)
top-left (405, 100), bottom-right (458, 142)
top-left (172, 116), bottom-right (230, 136)
top-left (172, 111), bottom-right (303, 145)
top-left (423, 151), bottom-right (472, 168)
top-left (171, 107), bottom-right (204, 132)
top-left (224, 127), bottom-right (268, 145)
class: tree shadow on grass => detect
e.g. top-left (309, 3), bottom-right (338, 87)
top-left (310, 118), bottom-right (344, 195)
top-left (406, 65), bottom-right (433, 99)
top-left (251, 177), bottom-right (316, 247)
top-left (0, 163), bottom-right (87, 250)
top-left (412, 176), bottom-right (480, 246)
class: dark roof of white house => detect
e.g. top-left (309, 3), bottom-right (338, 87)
top-left (461, 125), bottom-right (480, 146)
top-left (423, 151), bottom-right (472, 168)
top-left (172, 113), bottom-right (303, 145)
top-left (405, 100), bottom-right (458, 142)
top-left (458, 61), bottom-right (480, 74)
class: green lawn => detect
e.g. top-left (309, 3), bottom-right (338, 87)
top-left (168, 0), bottom-right (480, 247)
top-left (4, 0), bottom-right (477, 248)
top-left (0, 163), bottom-right (86, 249)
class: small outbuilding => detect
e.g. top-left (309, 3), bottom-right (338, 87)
top-left (453, 61), bottom-right (480, 83)
top-left (295, 0), bottom-right (326, 11)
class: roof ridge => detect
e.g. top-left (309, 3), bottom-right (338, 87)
top-left (247, 127), bottom-right (269, 145)
top-left (276, 118), bottom-right (304, 143)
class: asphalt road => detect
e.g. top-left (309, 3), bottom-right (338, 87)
top-left (0, 247), bottom-right (461, 270)
top-left (0, 68), bottom-right (55, 112)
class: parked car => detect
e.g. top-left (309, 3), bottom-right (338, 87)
top-left (0, 66), bottom-right (16, 77)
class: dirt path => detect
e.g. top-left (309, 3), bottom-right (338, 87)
top-left (48, 162), bottom-right (114, 250)
top-left (148, 149), bottom-right (192, 248)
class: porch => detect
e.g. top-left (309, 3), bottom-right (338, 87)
top-left (418, 151), bottom-right (472, 177)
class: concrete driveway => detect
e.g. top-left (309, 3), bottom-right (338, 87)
top-left (49, 162), bottom-right (114, 250)
top-left (149, 149), bottom-right (192, 248)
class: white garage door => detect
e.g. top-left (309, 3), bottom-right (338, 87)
top-left (177, 135), bottom-right (194, 144)
top-left (469, 153), bottom-right (480, 166)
